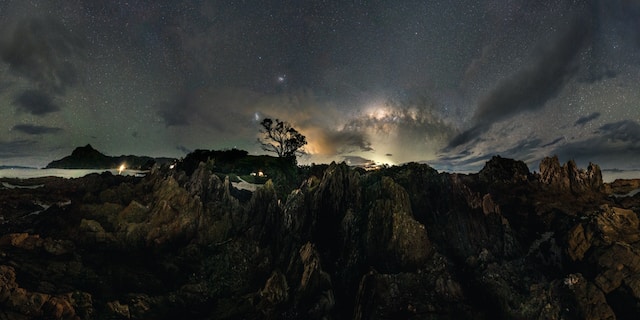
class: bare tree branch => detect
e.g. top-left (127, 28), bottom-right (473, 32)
top-left (258, 118), bottom-right (307, 158)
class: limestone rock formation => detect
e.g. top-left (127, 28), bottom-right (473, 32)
top-left (364, 177), bottom-right (432, 271)
top-left (1, 154), bottom-right (639, 319)
top-left (479, 155), bottom-right (531, 184)
top-left (539, 155), bottom-right (603, 194)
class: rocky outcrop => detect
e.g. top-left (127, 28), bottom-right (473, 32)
top-left (479, 155), bottom-right (531, 184)
top-left (364, 177), bottom-right (432, 271)
top-left (0, 264), bottom-right (93, 319)
top-left (0, 233), bottom-right (74, 255)
top-left (561, 204), bottom-right (640, 317)
top-left (606, 178), bottom-right (640, 195)
top-left (561, 273), bottom-right (615, 320)
top-left (353, 252), bottom-right (470, 319)
top-left (2, 155), bottom-right (640, 319)
top-left (539, 155), bottom-right (604, 194)
top-left (291, 242), bottom-right (335, 318)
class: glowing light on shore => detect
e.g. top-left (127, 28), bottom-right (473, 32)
top-left (118, 164), bottom-right (126, 175)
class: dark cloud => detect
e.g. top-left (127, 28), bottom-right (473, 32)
top-left (328, 131), bottom-right (373, 153)
top-left (541, 137), bottom-right (565, 148)
top-left (0, 16), bottom-right (85, 94)
top-left (446, 124), bottom-right (487, 150)
top-left (552, 120), bottom-right (640, 168)
top-left (497, 138), bottom-right (542, 162)
top-left (435, 136), bottom-right (544, 172)
top-left (0, 139), bottom-right (37, 158)
top-left (156, 87), bottom-right (262, 132)
top-left (448, 14), bottom-right (593, 148)
top-left (574, 112), bottom-right (601, 126)
top-left (578, 69), bottom-right (616, 84)
top-left (473, 17), bottom-right (591, 123)
top-left (13, 90), bottom-right (60, 115)
top-left (12, 124), bottom-right (63, 135)
top-left (428, 152), bottom-right (492, 173)
top-left (597, 120), bottom-right (640, 142)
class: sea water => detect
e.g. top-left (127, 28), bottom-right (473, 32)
top-left (0, 168), bottom-right (146, 179)
top-left (601, 170), bottom-right (640, 183)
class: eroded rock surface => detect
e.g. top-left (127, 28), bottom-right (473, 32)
top-left (1, 155), bottom-right (639, 319)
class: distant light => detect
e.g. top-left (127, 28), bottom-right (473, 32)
top-left (118, 164), bottom-right (126, 175)
top-left (169, 164), bottom-right (175, 169)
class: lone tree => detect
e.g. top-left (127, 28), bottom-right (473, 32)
top-left (258, 118), bottom-right (307, 158)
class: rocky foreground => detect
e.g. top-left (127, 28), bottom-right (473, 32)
top-left (1, 155), bottom-right (640, 319)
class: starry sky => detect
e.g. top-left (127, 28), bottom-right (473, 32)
top-left (1, 0), bottom-right (639, 175)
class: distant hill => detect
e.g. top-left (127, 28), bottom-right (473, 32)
top-left (46, 144), bottom-right (175, 170)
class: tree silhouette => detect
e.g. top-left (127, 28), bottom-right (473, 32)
top-left (258, 118), bottom-right (307, 158)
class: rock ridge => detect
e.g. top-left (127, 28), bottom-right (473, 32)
top-left (0, 155), bottom-right (638, 319)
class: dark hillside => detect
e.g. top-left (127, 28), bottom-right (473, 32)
top-left (46, 144), bottom-right (173, 170)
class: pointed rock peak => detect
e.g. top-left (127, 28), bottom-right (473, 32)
top-left (71, 144), bottom-right (103, 156)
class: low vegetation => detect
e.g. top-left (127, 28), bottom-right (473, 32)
top-left (176, 148), bottom-right (313, 200)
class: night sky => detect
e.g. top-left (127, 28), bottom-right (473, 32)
top-left (1, 0), bottom-right (639, 174)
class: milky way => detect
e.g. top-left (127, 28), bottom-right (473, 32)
top-left (0, 0), bottom-right (639, 175)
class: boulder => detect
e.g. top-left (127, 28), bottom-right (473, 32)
top-left (567, 223), bottom-right (593, 261)
top-left (595, 205), bottom-right (640, 245)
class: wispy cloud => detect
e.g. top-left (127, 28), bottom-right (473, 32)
top-left (574, 112), bottom-right (601, 126)
top-left (0, 139), bottom-right (38, 158)
top-left (13, 90), bottom-right (60, 115)
top-left (12, 124), bottom-right (63, 135)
